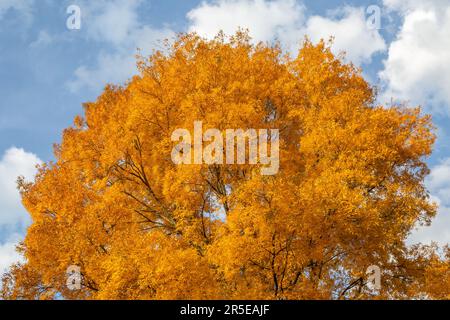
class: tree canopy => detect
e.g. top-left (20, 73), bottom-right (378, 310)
top-left (2, 32), bottom-right (448, 300)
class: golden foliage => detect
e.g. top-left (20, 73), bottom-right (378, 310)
top-left (2, 32), bottom-right (448, 299)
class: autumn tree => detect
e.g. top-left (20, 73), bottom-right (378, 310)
top-left (2, 32), bottom-right (448, 300)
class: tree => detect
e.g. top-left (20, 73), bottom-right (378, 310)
top-left (2, 32), bottom-right (448, 300)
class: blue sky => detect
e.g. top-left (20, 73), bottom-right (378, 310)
top-left (0, 0), bottom-right (449, 271)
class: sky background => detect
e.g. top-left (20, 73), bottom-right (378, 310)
top-left (0, 0), bottom-right (449, 272)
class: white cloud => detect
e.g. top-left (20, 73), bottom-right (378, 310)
top-left (30, 30), bottom-right (53, 48)
top-left (0, 147), bottom-right (40, 277)
top-left (0, 234), bottom-right (24, 275)
top-left (68, 0), bottom-right (174, 92)
top-left (187, 0), bottom-right (305, 45)
top-left (383, 0), bottom-right (450, 12)
top-left (187, 0), bottom-right (386, 65)
top-left (0, 0), bottom-right (34, 22)
top-left (69, 52), bottom-right (136, 93)
top-left (303, 7), bottom-right (386, 65)
top-left (84, 0), bottom-right (141, 45)
top-left (0, 147), bottom-right (42, 227)
top-left (379, 0), bottom-right (450, 114)
top-left (408, 158), bottom-right (450, 246)
top-left (425, 159), bottom-right (450, 208)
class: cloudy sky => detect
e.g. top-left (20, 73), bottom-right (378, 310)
top-left (0, 0), bottom-right (449, 272)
